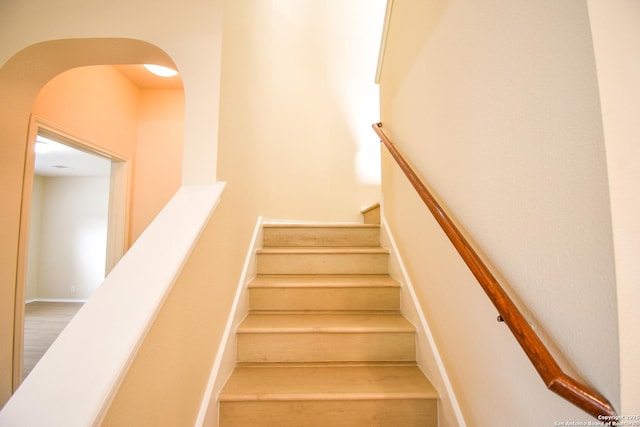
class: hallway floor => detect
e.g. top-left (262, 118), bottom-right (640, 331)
top-left (22, 301), bottom-right (84, 380)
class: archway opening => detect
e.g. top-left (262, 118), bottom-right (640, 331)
top-left (0, 39), bottom-right (185, 399)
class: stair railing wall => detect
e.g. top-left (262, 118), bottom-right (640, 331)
top-left (0, 183), bottom-right (226, 427)
top-left (372, 122), bottom-right (615, 419)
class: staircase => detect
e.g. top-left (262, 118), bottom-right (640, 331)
top-left (218, 218), bottom-right (438, 426)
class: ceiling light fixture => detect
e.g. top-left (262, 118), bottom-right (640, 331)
top-left (143, 64), bottom-right (179, 77)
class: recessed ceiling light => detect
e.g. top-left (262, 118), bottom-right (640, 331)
top-left (143, 64), bottom-right (179, 78)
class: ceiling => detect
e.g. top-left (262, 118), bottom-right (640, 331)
top-left (34, 137), bottom-right (111, 177)
top-left (33, 64), bottom-right (183, 177)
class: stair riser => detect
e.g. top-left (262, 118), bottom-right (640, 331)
top-left (263, 227), bottom-right (380, 247)
top-left (250, 287), bottom-right (400, 311)
top-left (220, 399), bottom-right (437, 427)
top-left (257, 253), bottom-right (389, 275)
top-left (237, 333), bottom-right (415, 363)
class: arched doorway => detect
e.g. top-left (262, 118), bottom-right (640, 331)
top-left (0, 38), bottom-right (183, 400)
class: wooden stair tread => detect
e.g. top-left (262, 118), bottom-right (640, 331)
top-left (249, 274), bottom-right (400, 289)
top-left (236, 361), bottom-right (416, 367)
top-left (238, 313), bottom-right (414, 333)
top-left (263, 224), bottom-right (381, 247)
top-left (219, 365), bottom-right (437, 402)
top-left (257, 247), bottom-right (388, 254)
top-left (263, 223), bottom-right (379, 229)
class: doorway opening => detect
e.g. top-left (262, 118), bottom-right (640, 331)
top-left (17, 119), bottom-right (129, 381)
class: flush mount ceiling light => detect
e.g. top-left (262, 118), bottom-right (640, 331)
top-left (143, 64), bottom-right (179, 77)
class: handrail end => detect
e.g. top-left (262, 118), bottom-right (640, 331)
top-left (548, 375), bottom-right (617, 419)
top-left (372, 122), bottom-right (386, 142)
top-left (371, 122), bottom-right (617, 421)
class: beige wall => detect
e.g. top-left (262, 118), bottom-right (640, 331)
top-left (32, 66), bottom-right (140, 162)
top-left (27, 176), bottom-right (110, 300)
top-left (102, 2), bottom-right (388, 422)
top-left (101, 189), bottom-right (259, 426)
top-left (587, 0), bottom-right (640, 415)
top-left (218, 0), bottom-right (385, 222)
top-left (0, 0), bottom-right (383, 416)
top-left (379, 0), bottom-right (619, 424)
top-left (131, 89), bottom-right (185, 242)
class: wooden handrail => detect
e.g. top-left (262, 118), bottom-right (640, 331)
top-left (372, 122), bottom-right (616, 419)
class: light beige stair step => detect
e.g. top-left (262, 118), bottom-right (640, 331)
top-left (220, 218), bottom-right (439, 426)
top-left (236, 313), bottom-right (416, 363)
top-left (220, 399), bottom-right (437, 427)
top-left (361, 202), bottom-right (381, 225)
top-left (256, 247), bottom-right (389, 274)
top-left (263, 223), bottom-right (380, 247)
top-left (238, 313), bottom-right (414, 332)
top-left (219, 365), bottom-right (437, 427)
top-left (249, 275), bottom-right (400, 311)
top-left (249, 274), bottom-right (399, 288)
top-left (219, 365), bottom-right (437, 400)
top-left (235, 360), bottom-right (417, 368)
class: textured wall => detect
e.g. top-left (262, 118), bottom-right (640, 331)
top-left (379, 0), bottom-right (619, 424)
top-left (218, 0), bottom-right (385, 222)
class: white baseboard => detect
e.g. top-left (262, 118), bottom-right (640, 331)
top-left (195, 216), bottom-right (264, 427)
top-left (25, 298), bottom-right (88, 304)
top-left (381, 217), bottom-right (467, 427)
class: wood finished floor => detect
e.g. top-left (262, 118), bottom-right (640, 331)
top-left (23, 301), bottom-right (84, 380)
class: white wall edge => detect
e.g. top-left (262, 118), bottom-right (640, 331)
top-left (194, 215), bottom-right (264, 427)
top-left (381, 217), bottom-right (467, 427)
top-left (375, 0), bottom-right (394, 84)
top-left (0, 182), bottom-right (226, 427)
